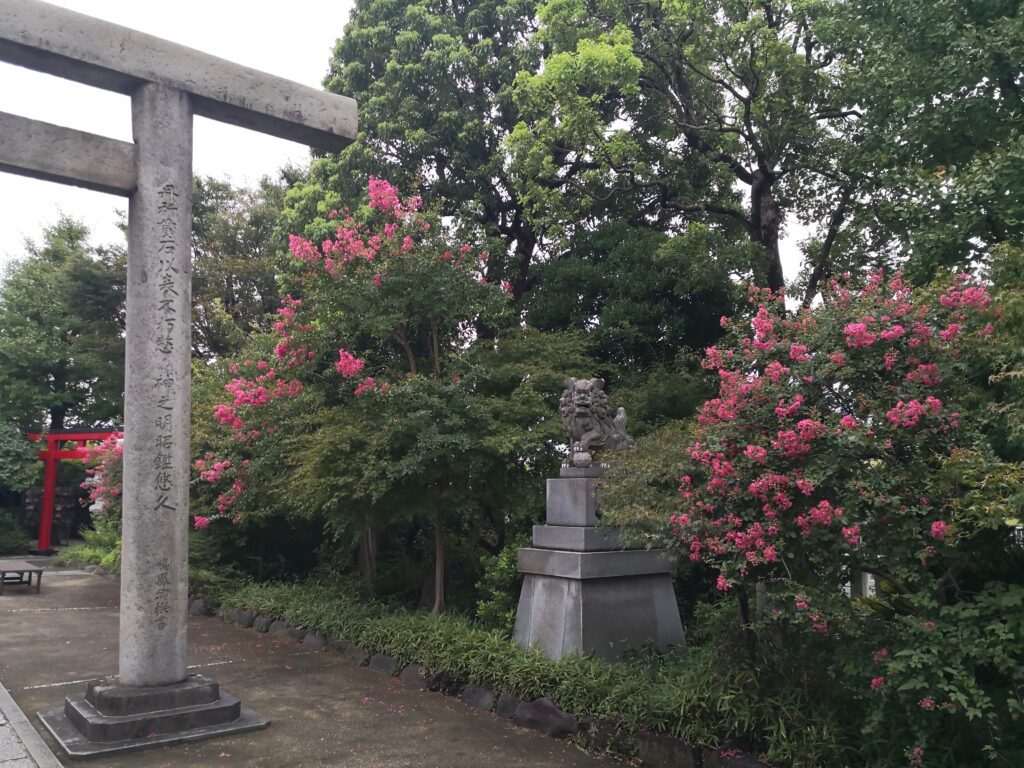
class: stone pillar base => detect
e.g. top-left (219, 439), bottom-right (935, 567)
top-left (37, 674), bottom-right (269, 757)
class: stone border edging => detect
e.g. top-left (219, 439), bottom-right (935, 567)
top-left (197, 596), bottom-right (774, 768)
top-left (0, 678), bottom-right (65, 768)
top-left (81, 563), bottom-right (121, 585)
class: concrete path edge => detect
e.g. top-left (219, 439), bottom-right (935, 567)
top-left (0, 679), bottom-right (64, 768)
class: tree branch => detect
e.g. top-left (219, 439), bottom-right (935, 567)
top-left (802, 186), bottom-right (853, 308)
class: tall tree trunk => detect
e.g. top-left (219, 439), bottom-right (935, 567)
top-left (429, 317), bottom-right (442, 379)
top-left (508, 212), bottom-right (538, 302)
top-left (392, 327), bottom-right (417, 375)
top-left (357, 527), bottom-right (377, 597)
top-left (749, 173), bottom-right (786, 294)
top-left (431, 520), bottom-right (445, 615)
top-left (735, 585), bottom-right (759, 664)
top-left (49, 405), bottom-right (66, 432)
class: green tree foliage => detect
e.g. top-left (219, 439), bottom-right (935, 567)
top-left (523, 220), bottom-right (737, 430)
top-left (191, 175), bottom-right (288, 359)
top-left (510, 0), bottom-right (857, 294)
top-left (829, 0), bottom-right (1024, 283)
top-left (526, 222), bottom-right (735, 363)
top-left (297, 0), bottom-right (544, 299)
top-left (984, 244), bottom-right (1024, 460)
top-left (0, 420), bottom-right (38, 493)
top-left (0, 217), bottom-right (125, 431)
top-left (291, 0), bottom-right (739, 433)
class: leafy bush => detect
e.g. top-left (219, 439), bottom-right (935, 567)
top-left (0, 510), bottom-right (29, 555)
top-left (474, 535), bottom-right (528, 634)
top-left (56, 512), bottom-right (120, 569)
top-left (603, 269), bottom-right (1024, 766)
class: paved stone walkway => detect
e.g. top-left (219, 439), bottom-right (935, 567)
top-left (0, 563), bottom-right (618, 768)
top-left (0, 652), bottom-right (63, 768)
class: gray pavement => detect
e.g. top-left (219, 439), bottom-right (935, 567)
top-left (0, 563), bottom-right (618, 768)
top-left (0, 675), bottom-right (63, 768)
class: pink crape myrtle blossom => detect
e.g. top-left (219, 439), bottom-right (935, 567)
top-left (288, 234), bottom-right (320, 264)
top-left (886, 399), bottom-right (930, 428)
top-left (844, 321), bottom-right (878, 349)
top-left (939, 282), bottom-right (991, 311)
top-left (201, 179), bottom-right (505, 528)
top-left (367, 176), bottom-right (403, 216)
top-left (354, 377), bottom-right (378, 396)
top-left (879, 324), bottom-right (906, 342)
top-left (744, 444), bottom-right (768, 464)
top-left (80, 434), bottom-right (125, 515)
top-left (789, 343), bottom-right (811, 362)
top-left (939, 323), bottom-right (962, 341)
top-left (335, 349), bottom-right (365, 378)
top-left (906, 363), bottom-right (942, 387)
top-left (660, 266), bottom-right (999, 692)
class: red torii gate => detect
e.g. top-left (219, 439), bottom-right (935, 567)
top-left (26, 430), bottom-right (119, 553)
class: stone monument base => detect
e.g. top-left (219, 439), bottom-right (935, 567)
top-left (514, 551), bottom-right (684, 660)
top-left (38, 674), bottom-right (269, 757)
top-left (513, 466), bottom-right (685, 660)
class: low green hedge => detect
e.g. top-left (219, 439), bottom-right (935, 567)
top-left (217, 579), bottom-right (844, 766)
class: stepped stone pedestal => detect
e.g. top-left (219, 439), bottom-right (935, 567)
top-left (38, 675), bottom-right (268, 757)
top-left (513, 466), bottom-right (684, 660)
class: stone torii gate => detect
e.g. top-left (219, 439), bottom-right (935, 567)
top-left (0, 0), bottom-right (356, 756)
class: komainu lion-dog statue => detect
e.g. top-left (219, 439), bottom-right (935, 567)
top-left (559, 377), bottom-right (634, 467)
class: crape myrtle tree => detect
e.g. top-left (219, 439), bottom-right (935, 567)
top-left (603, 269), bottom-right (1024, 764)
top-left (192, 180), bottom-right (591, 612)
top-left (0, 217), bottom-right (125, 431)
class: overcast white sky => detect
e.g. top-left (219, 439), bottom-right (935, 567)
top-left (0, 0), bottom-right (355, 269)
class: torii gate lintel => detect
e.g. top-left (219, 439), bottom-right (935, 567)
top-left (0, 0), bottom-right (356, 150)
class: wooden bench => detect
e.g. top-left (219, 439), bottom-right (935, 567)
top-left (0, 559), bottom-right (43, 594)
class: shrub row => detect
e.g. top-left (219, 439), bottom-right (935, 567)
top-left (213, 578), bottom-right (838, 766)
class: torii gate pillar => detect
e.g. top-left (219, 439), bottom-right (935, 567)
top-left (119, 83), bottom-right (194, 688)
top-left (0, 0), bottom-right (356, 756)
